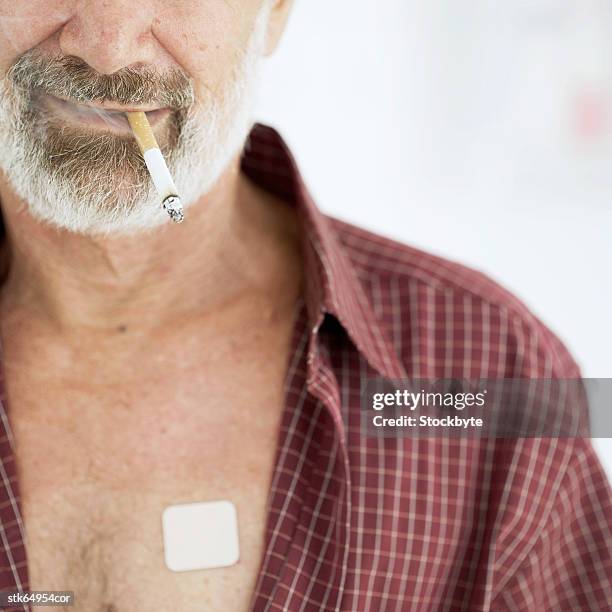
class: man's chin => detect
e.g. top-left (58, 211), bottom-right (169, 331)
top-left (24, 185), bottom-right (171, 236)
top-left (7, 151), bottom-right (167, 235)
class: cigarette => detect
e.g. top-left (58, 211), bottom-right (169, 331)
top-left (126, 111), bottom-right (184, 224)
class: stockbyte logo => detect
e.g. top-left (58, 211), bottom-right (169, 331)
top-left (361, 378), bottom-right (610, 438)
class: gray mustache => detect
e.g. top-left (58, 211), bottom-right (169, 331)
top-left (6, 51), bottom-right (195, 110)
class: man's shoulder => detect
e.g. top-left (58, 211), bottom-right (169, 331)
top-left (328, 215), bottom-right (580, 377)
top-left (329, 215), bottom-right (530, 315)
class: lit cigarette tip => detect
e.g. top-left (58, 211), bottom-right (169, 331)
top-left (163, 196), bottom-right (184, 223)
top-left (126, 111), bottom-right (185, 224)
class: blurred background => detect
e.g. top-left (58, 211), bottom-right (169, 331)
top-left (254, 0), bottom-right (612, 478)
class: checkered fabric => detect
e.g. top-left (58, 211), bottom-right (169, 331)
top-left (0, 124), bottom-right (610, 611)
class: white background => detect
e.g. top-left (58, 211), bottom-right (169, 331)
top-left (254, 0), bottom-right (612, 479)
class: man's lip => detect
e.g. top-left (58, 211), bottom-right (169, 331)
top-left (49, 94), bottom-right (167, 114)
top-left (39, 93), bottom-right (171, 131)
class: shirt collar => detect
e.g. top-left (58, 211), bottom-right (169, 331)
top-left (241, 123), bottom-right (407, 383)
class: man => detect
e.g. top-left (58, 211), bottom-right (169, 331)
top-left (0, 1), bottom-right (609, 611)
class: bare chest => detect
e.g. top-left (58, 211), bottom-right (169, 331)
top-left (3, 322), bottom-right (296, 612)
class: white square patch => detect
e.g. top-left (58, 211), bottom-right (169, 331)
top-left (162, 500), bottom-right (240, 572)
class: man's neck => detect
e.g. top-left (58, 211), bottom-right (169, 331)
top-left (0, 157), bottom-right (302, 339)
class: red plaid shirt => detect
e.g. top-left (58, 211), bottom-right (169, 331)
top-left (0, 124), bottom-right (610, 611)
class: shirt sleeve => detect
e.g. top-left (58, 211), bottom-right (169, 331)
top-left (491, 437), bottom-right (612, 610)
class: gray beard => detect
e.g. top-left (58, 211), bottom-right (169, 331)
top-left (0, 9), bottom-right (268, 236)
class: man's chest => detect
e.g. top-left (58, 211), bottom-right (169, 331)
top-left (2, 322), bottom-right (297, 612)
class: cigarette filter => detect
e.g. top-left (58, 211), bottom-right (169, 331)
top-left (126, 111), bottom-right (184, 223)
